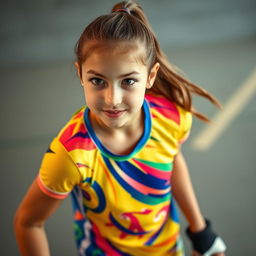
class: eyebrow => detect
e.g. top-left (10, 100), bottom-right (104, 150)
top-left (86, 70), bottom-right (140, 78)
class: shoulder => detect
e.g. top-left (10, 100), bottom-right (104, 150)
top-left (145, 93), bottom-right (192, 143)
top-left (145, 93), bottom-right (191, 124)
top-left (58, 106), bottom-right (86, 140)
top-left (55, 106), bottom-right (95, 152)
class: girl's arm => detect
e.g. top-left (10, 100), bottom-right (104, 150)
top-left (14, 179), bottom-right (63, 256)
top-left (172, 151), bottom-right (225, 256)
top-left (172, 151), bottom-right (205, 232)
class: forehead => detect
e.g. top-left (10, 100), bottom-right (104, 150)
top-left (82, 41), bottom-right (147, 67)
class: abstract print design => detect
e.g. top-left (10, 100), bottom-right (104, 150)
top-left (107, 209), bottom-right (152, 239)
top-left (103, 156), bottom-right (171, 205)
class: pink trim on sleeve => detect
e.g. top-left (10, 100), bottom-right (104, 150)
top-left (36, 175), bottom-right (69, 199)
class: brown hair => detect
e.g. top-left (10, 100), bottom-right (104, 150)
top-left (75, 0), bottom-right (220, 121)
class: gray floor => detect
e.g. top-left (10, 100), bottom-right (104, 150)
top-left (1, 1), bottom-right (256, 255)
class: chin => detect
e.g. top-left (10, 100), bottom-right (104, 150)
top-left (104, 122), bottom-right (125, 129)
top-left (102, 118), bottom-right (127, 129)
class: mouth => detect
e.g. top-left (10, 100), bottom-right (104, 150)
top-left (102, 109), bottom-right (126, 118)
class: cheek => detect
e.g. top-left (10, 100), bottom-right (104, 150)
top-left (83, 88), bottom-right (98, 108)
top-left (127, 88), bottom-right (146, 108)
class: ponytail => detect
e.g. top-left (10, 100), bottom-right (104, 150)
top-left (151, 37), bottom-right (221, 122)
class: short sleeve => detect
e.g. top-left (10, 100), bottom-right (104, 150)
top-left (178, 109), bottom-right (192, 144)
top-left (37, 138), bottom-right (82, 199)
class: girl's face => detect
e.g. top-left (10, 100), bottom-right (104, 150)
top-left (77, 42), bottom-right (159, 132)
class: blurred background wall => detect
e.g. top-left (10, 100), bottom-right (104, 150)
top-left (1, 0), bottom-right (256, 255)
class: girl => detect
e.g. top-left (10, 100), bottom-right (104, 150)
top-left (14, 1), bottom-right (226, 255)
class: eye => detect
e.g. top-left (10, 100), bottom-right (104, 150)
top-left (89, 77), bottom-right (106, 87)
top-left (122, 78), bottom-right (137, 86)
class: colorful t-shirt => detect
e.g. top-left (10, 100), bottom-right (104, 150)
top-left (37, 93), bottom-right (192, 256)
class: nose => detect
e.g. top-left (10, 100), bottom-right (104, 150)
top-left (104, 85), bottom-right (122, 107)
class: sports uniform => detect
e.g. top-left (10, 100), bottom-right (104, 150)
top-left (37, 93), bottom-right (192, 256)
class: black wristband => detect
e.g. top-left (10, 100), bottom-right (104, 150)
top-left (186, 218), bottom-right (218, 254)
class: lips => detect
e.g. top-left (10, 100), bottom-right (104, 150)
top-left (103, 109), bottom-right (126, 118)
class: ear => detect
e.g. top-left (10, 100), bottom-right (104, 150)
top-left (146, 62), bottom-right (160, 89)
top-left (74, 62), bottom-right (83, 85)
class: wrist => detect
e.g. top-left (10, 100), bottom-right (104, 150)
top-left (186, 218), bottom-right (226, 255)
top-left (186, 218), bottom-right (216, 254)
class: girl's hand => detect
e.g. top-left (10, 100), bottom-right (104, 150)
top-left (192, 250), bottom-right (225, 256)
